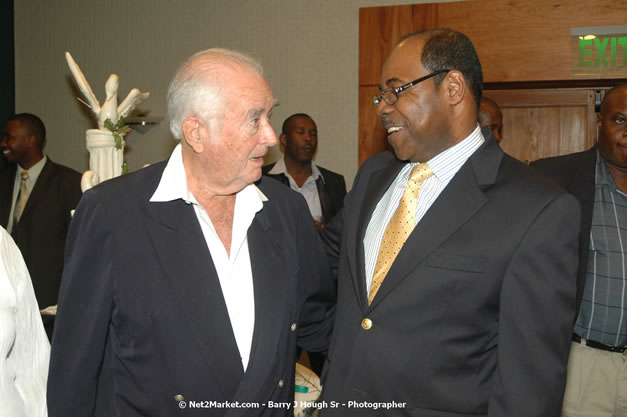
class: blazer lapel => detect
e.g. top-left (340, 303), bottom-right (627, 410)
top-left (145, 198), bottom-right (244, 400)
top-left (368, 141), bottom-right (502, 309)
top-left (227, 205), bottom-right (287, 409)
top-left (569, 147), bottom-right (597, 237)
top-left (350, 157), bottom-right (404, 311)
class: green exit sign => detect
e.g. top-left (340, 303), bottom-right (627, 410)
top-left (572, 26), bottom-right (627, 76)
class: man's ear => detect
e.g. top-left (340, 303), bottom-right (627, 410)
top-left (26, 134), bottom-right (38, 149)
top-left (182, 117), bottom-right (205, 153)
top-left (443, 70), bottom-right (465, 106)
top-left (279, 132), bottom-right (287, 147)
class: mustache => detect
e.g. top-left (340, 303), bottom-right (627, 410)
top-left (382, 118), bottom-right (404, 129)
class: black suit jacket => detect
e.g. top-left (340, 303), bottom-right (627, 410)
top-left (262, 163), bottom-right (346, 224)
top-left (531, 146), bottom-right (597, 318)
top-left (320, 137), bottom-right (580, 416)
top-left (0, 158), bottom-right (82, 308)
top-left (47, 162), bottom-right (335, 417)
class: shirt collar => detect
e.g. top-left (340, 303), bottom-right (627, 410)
top-left (150, 143), bottom-right (268, 204)
top-left (17, 155), bottom-right (47, 184)
top-left (267, 156), bottom-right (322, 181)
top-left (422, 124), bottom-right (485, 183)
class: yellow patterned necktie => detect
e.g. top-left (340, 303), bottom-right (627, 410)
top-left (14, 171), bottom-right (30, 224)
top-left (368, 163), bottom-right (433, 305)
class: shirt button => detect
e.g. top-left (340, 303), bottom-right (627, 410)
top-left (174, 394), bottom-right (184, 401)
top-left (361, 318), bottom-right (373, 330)
top-left (278, 379), bottom-right (284, 388)
top-left (290, 323), bottom-right (297, 332)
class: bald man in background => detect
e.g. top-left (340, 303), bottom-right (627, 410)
top-left (478, 96), bottom-right (503, 143)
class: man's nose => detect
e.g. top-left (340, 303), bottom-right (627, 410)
top-left (376, 99), bottom-right (393, 119)
top-left (262, 123), bottom-right (278, 146)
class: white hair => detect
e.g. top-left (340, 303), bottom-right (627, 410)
top-left (166, 48), bottom-right (264, 140)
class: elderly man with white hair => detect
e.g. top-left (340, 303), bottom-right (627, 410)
top-left (47, 48), bottom-right (334, 417)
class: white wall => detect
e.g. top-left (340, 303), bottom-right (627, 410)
top-left (15, 0), bottom-right (454, 188)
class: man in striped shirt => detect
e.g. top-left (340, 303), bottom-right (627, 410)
top-left (532, 83), bottom-right (627, 417)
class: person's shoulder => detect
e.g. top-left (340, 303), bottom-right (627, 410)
top-left (0, 162), bottom-right (16, 180)
top-left (46, 158), bottom-right (82, 178)
top-left (257, 175), bottom-right (300, 202)
top-left (85, 161), bottom-right (167, 201)
top-left (531, 147), bottom-right (595, 170)
top-left (261, 162), bottom-right (277, 175)
top-left (317, 165), bottom-right (345, 181)
top-left (499, 154), bottom-right (573, 198)
top-left (360, 151), bottom-right (397, 171)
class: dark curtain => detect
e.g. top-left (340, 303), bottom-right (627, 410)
top-left (1, 0), bottom-right (14, 169)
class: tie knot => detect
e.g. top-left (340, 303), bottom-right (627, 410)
top-left (20, 171), bottom-right (30, 181)
top-left (409, 163), bottom-right (432, 186)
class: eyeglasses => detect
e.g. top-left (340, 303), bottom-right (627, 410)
top-left (372, 69), bottom-right (450, 106)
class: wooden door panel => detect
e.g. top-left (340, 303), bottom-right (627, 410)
top-left (359, 5), bottom-right (438, 86)
top-left (484, 89), bottom-right (598, 162)
top-left (499, 106), bottom-right (589, 162)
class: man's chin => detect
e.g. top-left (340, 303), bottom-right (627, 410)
top-left (249, 169), bottom-right (263, 183)
top-left (389, 143), bottom-right (412, 162)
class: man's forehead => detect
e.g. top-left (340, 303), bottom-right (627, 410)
top-left (381, 39), bottom-right (425, 86)
top-left (4, 120), bottom-right (22, 132)
top-left (603, 89), bottom-right (627, 113)
top-left (291, 116), bottom-right (315, 127)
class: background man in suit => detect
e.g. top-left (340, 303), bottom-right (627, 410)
top-left (264, 113), bottom-right (346, 376)
top-left (532, 83), bottom-right (627, 417)
top-left (263, 113), bottom-right (346, 229)
top-left (478, 96), bottom-right (503, 143)
top-left (320, 29), bottom-right (580, 416)
top-left (47, 48), bottom-right (334, 417)
top-left (0, 113), bottom-right (82, 339)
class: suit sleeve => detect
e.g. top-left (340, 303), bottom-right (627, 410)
top-left (489, 192), bottom-right (580, 417)
top-left (47, 191), bottom-right (114, 417)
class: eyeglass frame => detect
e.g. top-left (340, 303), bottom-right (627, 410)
top-left (372, 69), bottom-right (450, 106)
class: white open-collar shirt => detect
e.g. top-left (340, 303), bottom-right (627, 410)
top-left (150, 144), bottom-right (266, 371)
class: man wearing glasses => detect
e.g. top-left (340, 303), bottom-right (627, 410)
top-left (319, 29), bottom-right (580, 416)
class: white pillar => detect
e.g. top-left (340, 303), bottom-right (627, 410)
top-left (85, 129), bottom-right (126, 183)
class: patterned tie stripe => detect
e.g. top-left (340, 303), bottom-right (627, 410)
top-left (13, 171), bottom-right (30, 229)
top-left (368, 163), bottom-right (433, 305)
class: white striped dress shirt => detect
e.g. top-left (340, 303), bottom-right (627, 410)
top-left (363, 126), bottom-right (485, 294)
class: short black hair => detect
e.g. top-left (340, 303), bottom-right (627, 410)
top-left (401, 29), bottom-right (483, 108)
top-left (600, 83), bottom-right (627, 114)
top-left (8, 113), bottom-right (46, 149)
top-left (281, 113), bottom-right (313, 135)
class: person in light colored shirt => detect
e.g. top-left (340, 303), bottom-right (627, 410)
top-left (263, 113), bottom-right (346, 229)
top-left (0, 226), bottom-right (49, 417)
